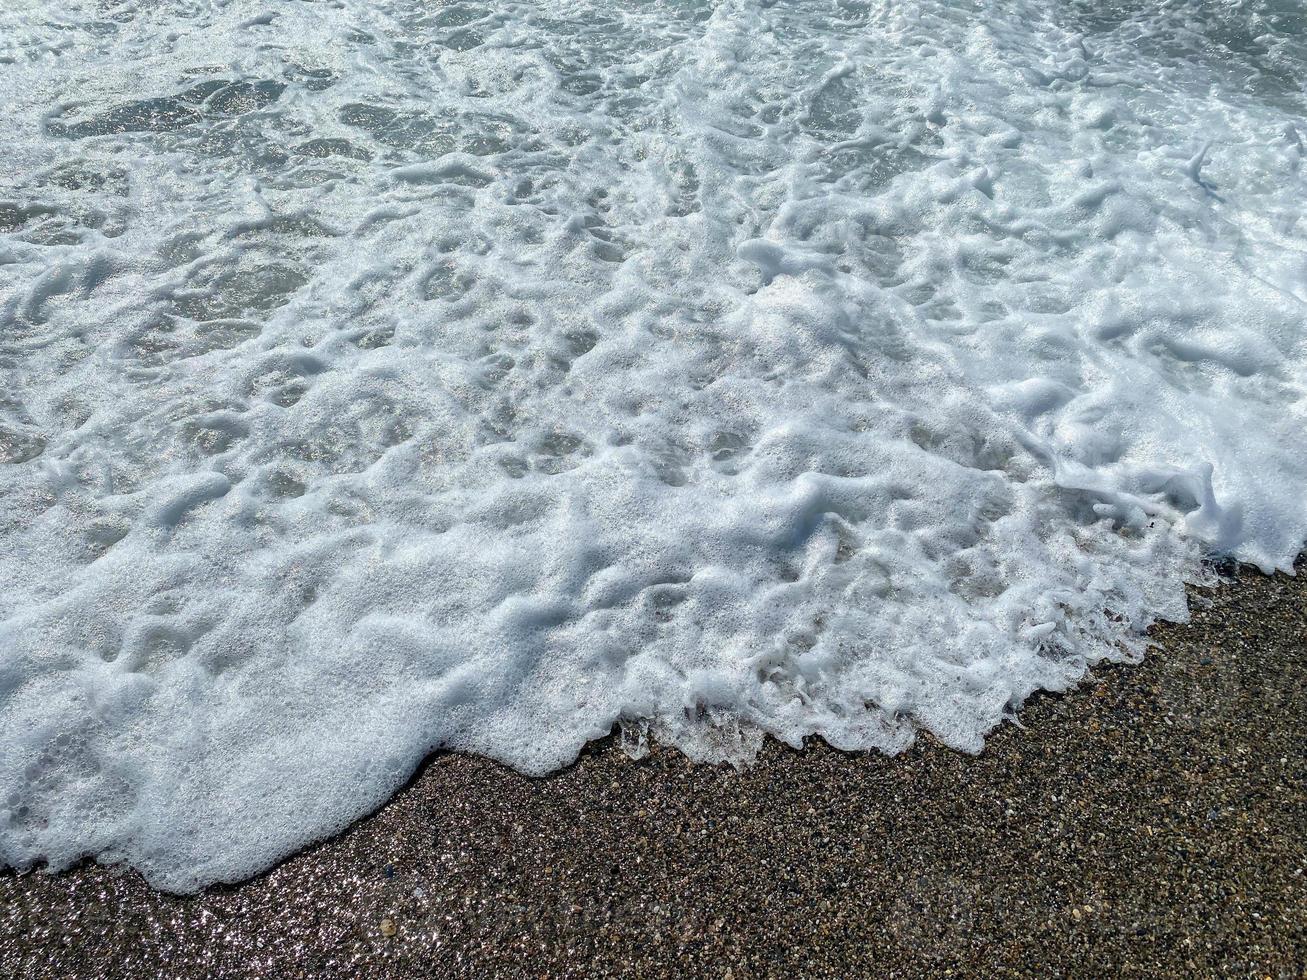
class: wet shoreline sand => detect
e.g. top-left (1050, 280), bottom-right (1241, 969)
top-left (2, 561), bottom-right (1304, 978)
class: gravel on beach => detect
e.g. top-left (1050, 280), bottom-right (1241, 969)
top-left (2, 561), bottom-right (1304, 978)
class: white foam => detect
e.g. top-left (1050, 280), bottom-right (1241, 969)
top-left (1, 0), bottom-right (1304, 891)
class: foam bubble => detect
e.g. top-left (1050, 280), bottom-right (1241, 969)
top-left (1, 0), bottom-right (1304, 891)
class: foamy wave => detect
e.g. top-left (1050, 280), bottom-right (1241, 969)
top-left (1, 0), bottom-right (1304, 891)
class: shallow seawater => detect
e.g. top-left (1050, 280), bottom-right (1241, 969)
top-left (1, 0), bottom-right (1304, 891)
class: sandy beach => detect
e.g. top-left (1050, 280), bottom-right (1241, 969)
top-left (1, 560), bottom-right (1303, 978)
top-left (4, 2), bottom-right (1306, 976)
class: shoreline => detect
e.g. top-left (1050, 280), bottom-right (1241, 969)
top-left (2, 560), bottom-right (1304, 978)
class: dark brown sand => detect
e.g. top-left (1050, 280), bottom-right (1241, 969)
top-left (2, 562), bottom-right (1304, 979)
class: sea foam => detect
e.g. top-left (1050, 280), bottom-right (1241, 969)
top-left (1, 0), bottom-right (1305, 891)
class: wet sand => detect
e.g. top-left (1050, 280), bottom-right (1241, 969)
top-left (2, 561), bottom-right (1304, 978)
